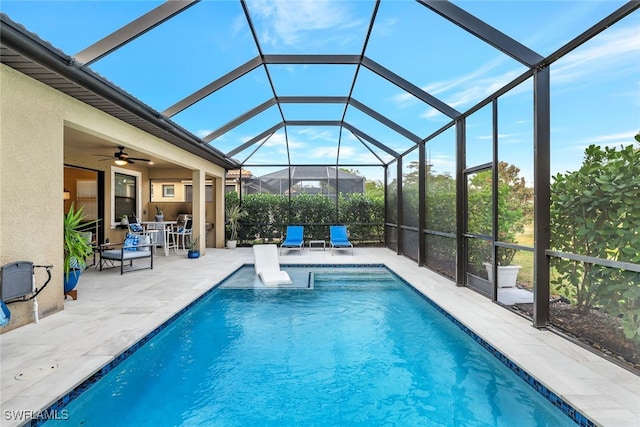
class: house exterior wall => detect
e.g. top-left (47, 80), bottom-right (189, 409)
top-left (1, 64), bottom-right (66, 330)
top-left (0, 64), bottom-right (226, 332)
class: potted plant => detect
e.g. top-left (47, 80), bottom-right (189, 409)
top-left (64, 203), bottom-right (95, 297)
top-left (155, 206), bottom-right (164, 222)
top-left (187, 236), bottom-right (200, 259)
top-left (120, 214), bottom-right (129, 226)
top-left (225, 204), bottom-right (243, 249)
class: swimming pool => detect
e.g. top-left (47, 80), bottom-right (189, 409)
top-left (43, 265), bottom-right (587, 426)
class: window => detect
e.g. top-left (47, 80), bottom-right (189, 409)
top-left (185, 184), bottom-right (214, 202)
top-left (111, 167), bottom-right (141, 226)
top-left (162, 184), bottom-right (175, 198)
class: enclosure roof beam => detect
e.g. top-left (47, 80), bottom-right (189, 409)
top-left (284, 120), bottom-right (342, 127)
top-left (349, 98), bottom-right (422, 144)
top-left (203, 98), bottom-right (277, 143)
top-left (262, 54), bottom-right (361, 64)
top-left (416, 0), bottom-right (543, 67)
top-left (342, 122), bottom-right (400, 158)
top-left (226, 123), bottom-right (283, 158)
top-left (162, 56), bottom-right (263, 117)
top-left (351, 132), bottom-right (386, 165)
top-left (74, 0), bottom-right (199, 66)
top-left (278, 96), bottom-right (349, 104)
top-left (361, 57), bottom-right (460, 119)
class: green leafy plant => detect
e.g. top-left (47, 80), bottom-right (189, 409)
top-left (290, 193), bottom-right (334, 239)
top-left (225, 204), bottom-right (244, 242)
top-left (155, 206), bottom-right (163, 215)
top-left (467, 163), bottom-right (530, 268)
top-left (188, 236), bottom-right (200, 252)
top-left (63, 203), bottom-right (95, 279)
top-left (224, 190), bottom-right (385, 245)
top-left (551, 140), bottom-right (640, 343)
top-left (338, 193), bottom-right (384, 243)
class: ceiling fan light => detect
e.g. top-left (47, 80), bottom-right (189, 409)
top-left (114, 159), bottom-right (128, 166)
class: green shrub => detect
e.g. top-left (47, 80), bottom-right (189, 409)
top-left (551, 141), bottom-right (640, 342)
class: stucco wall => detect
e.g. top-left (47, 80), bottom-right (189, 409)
top-left (1, 65), bottom-right (65, 330)
top-left (1, 64), bottom-right (226, 332)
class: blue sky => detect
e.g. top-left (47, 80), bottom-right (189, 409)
top-left (2, 0), bottom-right (638, 184)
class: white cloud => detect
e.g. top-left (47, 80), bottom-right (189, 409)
top-left (353, 151), bottom-right (385, 164)
top-left (579, 130), bottom-right (638, 148)
top-left (391, 59), bottom-right (524, 120)
top-left (408, 25), bottom-right (638, 122)
top-left (309, 145), bottom-right (340, 159)
top-left (247, 0), bottom-right (362, 49)
top-left (552, 25), bottom-right (640, 85)
top-left (260, 131), bottom-right (305, 149)
top-left (196, 129), bottom-right (214, 139)
top-left (477, 133), bottom-right (517, 141)
top-left (427, 153), bottom-right (456, 175)
top-left (295, 127), bottom-right (336, 142)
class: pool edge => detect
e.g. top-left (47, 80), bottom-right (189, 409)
top-left (31, 263), bottom-right (595, 427)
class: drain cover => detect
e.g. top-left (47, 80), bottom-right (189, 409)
top-left (15, 363), bottom-right (58, 380)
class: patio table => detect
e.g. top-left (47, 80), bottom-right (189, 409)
top-left (142, 221), bottom-right (177, 256)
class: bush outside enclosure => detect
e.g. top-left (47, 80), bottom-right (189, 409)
top-left (550, 140), bottom-right (640, 344)
top-left (396, 161), bottom-right (532, 279)
top-left (425, 170), bottom-right (456, 278)
top-left (225, 191), bottom-right (384, 245)
top-left (467, 163), bottom-right (532, 273)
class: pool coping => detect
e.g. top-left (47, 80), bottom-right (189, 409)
top-left (32, 263), bottom-right (594, 427)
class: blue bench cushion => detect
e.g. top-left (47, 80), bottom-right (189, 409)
top-left (101, 249), bottom-right (150, 260)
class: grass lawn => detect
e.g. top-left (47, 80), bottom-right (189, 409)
top-left (513, 224), bottom-right (534, 289)
top-left (512, 224), bottom-right (568, 298)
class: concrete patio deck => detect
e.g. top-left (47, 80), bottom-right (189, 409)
top-left (1, 247), bottom-right (638, 426)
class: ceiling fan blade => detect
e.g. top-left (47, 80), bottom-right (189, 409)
top-left (128, 157), bottom-right (151, 162)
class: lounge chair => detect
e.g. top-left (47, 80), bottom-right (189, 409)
top-left (329, 225), bottom-right (353, 255)
top-left (280, 225), bottom-right (304, 255)
top-left (253, 244), bottom-right (293, 286)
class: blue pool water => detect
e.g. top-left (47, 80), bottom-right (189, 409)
top-left (46, 266), bottom-right (578, 426)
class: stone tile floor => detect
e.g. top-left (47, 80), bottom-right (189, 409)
top-left (1, 247), bottom-right (638, 426)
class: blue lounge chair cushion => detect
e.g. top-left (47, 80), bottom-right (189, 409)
top-left (282, 226), bottom-right (304, 246)
top-left (330, 225), bottom-right (353, 255)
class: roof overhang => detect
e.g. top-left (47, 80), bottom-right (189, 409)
top-left (0, 13), bottom-right (239, 170)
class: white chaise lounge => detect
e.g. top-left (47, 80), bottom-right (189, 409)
top-left (253, 244), bottom-right (293, 286)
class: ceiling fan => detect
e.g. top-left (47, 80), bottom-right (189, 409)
top-left (94, 146), bottom-right (151, 165)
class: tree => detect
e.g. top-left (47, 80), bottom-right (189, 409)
top-left (467, 162), bottom-right (532, 267)
top-left (365, 179), bottom-right (384, 199)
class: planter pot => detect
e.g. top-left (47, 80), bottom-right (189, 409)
top-left (155, 215), bottom-right (164, 222)
top-left (187, 250), bottom-right (200, 259)
top-left (483, 263), bottom-right (521, 288)
top-left (226, 240), bottom-right (237, 249)
top-left (64, 269), bottom-right (81, 293)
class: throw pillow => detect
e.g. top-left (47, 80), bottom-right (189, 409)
top-left (130, 223), bottom-right (143, 232)
top-left (124, 234), bottom-right (139, 251)
top-left (138, 235), bottom-right (151, 252)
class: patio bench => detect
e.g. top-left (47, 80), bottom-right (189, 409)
top-left (99, 235), bottom-right (153, 275)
